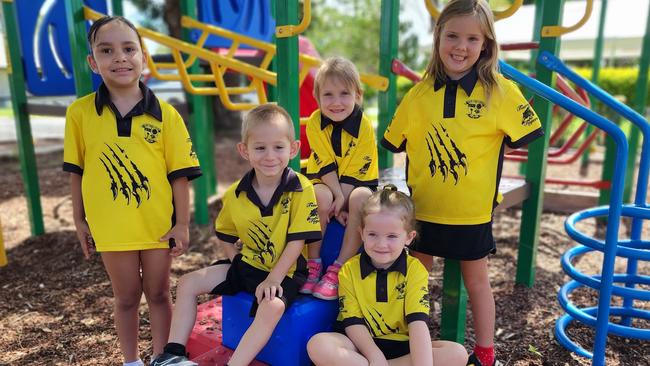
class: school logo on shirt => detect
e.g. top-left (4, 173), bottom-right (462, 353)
top-left (142, 123), bottom-right (161, 143)
top-left (344, 140), bottom-right (356, 157)
top-left (518, 104), bottom-right (538, 126)
top-left (419, 286), bottom-right (431, 308)
top-left (281, 196), bottom-right (290, 214)
top-left (424, 124), bottom-right (468, 185)
top-left (248, 221), bottom-right (276, 264)
top-left (358, 156), bottom-right (372, 176)
top-left (395, 281), bottom-right (406, 300)
top-left (187, 138), bottom-right (198, 160)
top-left (99, 143), bottom-right (151, 207)
top-left (465, 100), bottom-right (485, 119)
top-left (306, 202), bottom-right (319, 224)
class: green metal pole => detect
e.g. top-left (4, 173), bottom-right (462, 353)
top-left (623, 3), bottom-right (650, 203)
top-left (180, 0), bottom-right (212, 225)
top-left (2, 0), bottom-right (44, 235)
top-left (275, 0), bottom-right (300, 171)
top-left (580, 0), bottom-right (607, 175)
top-left (515, 0), bottom-right (562, 287)
top-left (65, 0), bottom-right (94, 97)
top-left (377, 0), bottom-right (398, 170)
top-left (111, 0), bottom-right (123, 16)
top-left (267, 1), bottom-right (277, 103)
top-left (440, 259), bottom-right (467, 344)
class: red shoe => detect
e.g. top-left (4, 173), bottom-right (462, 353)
top-left (299, 260), bottom-right (322, 294)
top-left (312, 263), bottom-right (341, 300)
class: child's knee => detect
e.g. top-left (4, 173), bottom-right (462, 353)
top-left (176, 272), bottom-right (200, 296)
top-left (258, 297), bottom-right (286, 318)
top-left (307, 333), bottom-right (331, 361)
top-left (144, 288), bottom-right (170, 305)
top-left (348, 187), bottom-right (372, 209)
top-left (114, 291), bottom-right (142, 311)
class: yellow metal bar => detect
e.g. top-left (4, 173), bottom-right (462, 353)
top-left (424, 0), bottom-right (440, 20)
top-left (276, 0), bottom-right (311, 38)
top-left (542, 0), bottom-right (593, 37)
top-left (494, 0), bottom-right (523, 20)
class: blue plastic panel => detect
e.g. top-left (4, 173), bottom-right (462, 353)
top-left (15, 0), bottom-right (106, 96)
top-left (193, 0), bottom-right (274, 49)
top-left (222, 292), bottom-right (338, 366)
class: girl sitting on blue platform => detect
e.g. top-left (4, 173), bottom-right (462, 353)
top-left (307, 186), bottom-right (467, 366)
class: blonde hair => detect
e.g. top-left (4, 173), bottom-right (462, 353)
top-left (313, 56), bottom-right (363, 104)
top-left (424, 0), bottom-right (500, 101)
top-left (241, 104), bottom-right (295, 143)
top-left (360, 185), bottom-right (417, 234)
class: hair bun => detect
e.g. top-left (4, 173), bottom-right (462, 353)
top-left (382, 184), bottom-right (398, 192)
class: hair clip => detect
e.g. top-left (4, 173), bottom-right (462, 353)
top-left (382, 184), bottom-right (398, 192)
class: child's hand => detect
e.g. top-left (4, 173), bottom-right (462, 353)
top-left (74, 219), bottom-right (95, 260)
top-left (255, 277), bottom-right (283, 304)
top-left (329, 194), bottom-right (345, 221)
top-left (335, 210), bottom-right (349, 226)
top-left (160, 223), bottom-right (190, 257)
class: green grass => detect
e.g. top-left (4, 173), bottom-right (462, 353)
top-left (0, 108), bottom-right (13, 117)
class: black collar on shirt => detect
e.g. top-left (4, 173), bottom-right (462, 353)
top-left (94, 81), bottom-right (163, 122)
top-left (360, 249), bottom-right (408, 303)
top-left (360, 249), bottom-right (408, 279)
top-left (320, 105), bottom-right (362, 138)
top-left (433, 66), bottom-right (479, 96)
top-left (235, 167), bottom-right (303, 217)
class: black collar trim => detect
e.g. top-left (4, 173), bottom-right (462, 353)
top-left (94, 81), bottom-right (163, 121)
top-left (434, 67), bottom-right (478, 96)
top-left (234, 168), bottom-right (303, 216)
top-left (320, 105), bottom-right (362, 138)
top-left (360, 250), bottom-right (408, 279)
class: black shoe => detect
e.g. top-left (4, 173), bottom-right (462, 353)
top-left (150, 352), bottom-right (198, 366)
top-left (467, 353), bottom-right (496, 366)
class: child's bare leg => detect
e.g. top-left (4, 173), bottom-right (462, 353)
top-left (337, 187), bottom-right (372, 262)
top-left (461, 257), bottom-right (494, 347)
top-left (101, 251), bottom-right (144, 363)
top-left (382, 340), bottom-right (467, 366)
top-left (140, 248), bottom-right (173, 356)
top-left (228, 297), bottom-right (285, 366)
top-left (307, 332), bottom-right (368, 366)
top-left (167, 264), bottom-right (230, 345)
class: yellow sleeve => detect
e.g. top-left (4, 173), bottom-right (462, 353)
top-left (404, 258), bottom-right (430, 323)
top-left (214, 187), bottom-right (239, 244)
top-left (163, 103), bottom-right (202, 181)
top-left (339, 116), bottom-right (379, 187)
top-left (337, 260), bottom-right (366, 327)
top-left (496, 79), bottom-right (544, 149)
top-left (287, 176), bottom-right (322, 243)
top-left (381, 87), bottom-right (414, 153)
top-left (305, 111), bottom-right (337, 179)
top-left (63, 101), bottom-right (85, 175)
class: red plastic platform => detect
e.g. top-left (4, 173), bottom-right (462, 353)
top-left (186, 297), bottom-right (267, 366)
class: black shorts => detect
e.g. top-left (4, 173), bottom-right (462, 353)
top-left (210, 254), bottom-right (306, 316)
top-left (333, 322), bottom-right (410, 360)
top-left (411, 221), bottom-right (496, 260)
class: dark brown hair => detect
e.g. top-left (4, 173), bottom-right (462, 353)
top-left (87, 16), bottom-right (143, 54)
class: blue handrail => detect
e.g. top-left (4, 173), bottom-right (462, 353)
top-left (499, 59), bottom-right (630, 366)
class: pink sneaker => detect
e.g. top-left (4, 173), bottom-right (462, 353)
top-left (299, 260), bottom-right (322, 294)
top-left (312, 263), bottom-right (341, 300)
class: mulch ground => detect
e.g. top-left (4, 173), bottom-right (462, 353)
top-left (0, 135), bottom-right (648, 366)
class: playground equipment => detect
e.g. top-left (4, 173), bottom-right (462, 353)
top-left (529, 52), bottom-right (650, 366)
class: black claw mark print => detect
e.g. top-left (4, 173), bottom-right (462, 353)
top-left (358, 156), bottom-right (372, 176)
top-left (102, 152), bottom-right (131, 203)
top-left (427, 132), bottom-right (447, 182)
top-left (106, 144), bottom-right (143, 207)
top-left (112, 143), bottom-right (151, 199)
top-left (366, 309), bottom-right (398, 337)
top-left (99, 157), bottom-right (118, 200)
top-left (426, 124), bottom-right (469, 185)
top-left (248, 221), bottom-right (276, 264)
top-left (433, 126), bottom-right (459, 185)
top-left (425, 134), bottom-right (437, 177)
top-left (440, 124), bottom-right (468, 175)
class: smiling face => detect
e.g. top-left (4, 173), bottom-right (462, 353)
top-left (87, 20), bottom-right (145, 90)
top-left (317, 77), bottom-right (360, 122)
top-left (237, 116), bottom-right (299, 180)
top-left (438, 14), bottom-right (485, 80)
top-left (361, 210), bottom-right (416, 269)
